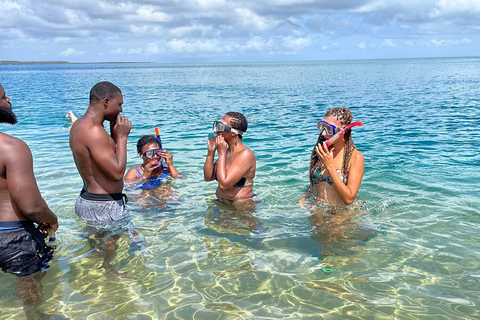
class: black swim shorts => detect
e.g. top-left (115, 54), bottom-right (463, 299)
top-left (0, 221), bottom-right (54, 277)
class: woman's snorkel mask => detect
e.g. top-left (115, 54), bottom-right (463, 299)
top-left (212, 120), bottom-right (245, 137)
top-left (317, 120), bottom-right (363, 148)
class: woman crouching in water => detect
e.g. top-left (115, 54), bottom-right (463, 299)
top-left (203, 112), bottom-right (256, 207)
top-left (300, 107), bottom-right (364, 210)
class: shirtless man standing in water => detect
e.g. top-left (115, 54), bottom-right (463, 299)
top-left (69, 81), bottom-right (132, 272)
top-left (0, 83), bottom-right (58, 318)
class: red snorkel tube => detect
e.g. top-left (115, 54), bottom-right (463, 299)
top-left (154, 127), bottom-right (163, 149)
top-left (324, 121), bottom-right (363, 148)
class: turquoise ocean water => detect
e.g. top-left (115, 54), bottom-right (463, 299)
top-left (0, 58), bottom-right (479, 319)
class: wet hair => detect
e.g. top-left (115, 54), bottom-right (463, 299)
top-left (136, 135), bottom-right (160, 155)
top-left (308, 107), bottom-right (356, 190)
top-left (226, 111), bottom-right (248, 139)
top-left (89, 81), bottom-right (121, 103)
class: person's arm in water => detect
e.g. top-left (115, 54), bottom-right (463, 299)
top-left (124, 166), bottom-right (141, 182)
top-left (87, 114), bottom-right (131, 181)
top-left (204, 136), bottom-right (217, 181)
top-left (316, 143), bottom-right (364, 205)
top-left (298, 188), bottom-right (314, 208)
top-left (214, 135), bottom-right (255, 190)
top-left (124, 160), bottom-right (162, 182)
top-left (6, 137), bottom-right (58, 230)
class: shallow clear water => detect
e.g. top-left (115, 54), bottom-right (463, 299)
top-left (1, 58), bottom-right (480, 319)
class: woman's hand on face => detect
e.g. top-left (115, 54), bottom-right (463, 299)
top-left (143, 159), bottom-right (162, 179)
top-left (315, 142), bottom-right (335, 172)
top-left (207, 136), bottom-right (217, 152)
top-left (215, 135), bottom-right (228, 154)
top-left (158, 150), bottom-right (173, 166)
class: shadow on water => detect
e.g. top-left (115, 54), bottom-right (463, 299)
top-left (199, 199), bottom-right (268, 245)
top-left (305, 200), bottom-right (383, 273)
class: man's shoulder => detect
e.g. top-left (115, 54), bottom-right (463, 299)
top-left (0, 133), bottom-right (30, 165)
top-left (0, 133), bottom-right (29, 150)
top-left (71, 117), bottom-right (107, 140)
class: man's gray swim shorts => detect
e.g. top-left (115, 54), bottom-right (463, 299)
top-left (75, 189), bottom-right (129, 222)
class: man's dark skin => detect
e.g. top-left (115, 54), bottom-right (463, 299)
top-left (69, 85), bottom-right (131, 195)
top-left (0, 83), bottom-right (58, 317)
top-left (69, 82), bottom-right (131, 276)
top-left (0, 83), bottom-right (58, 229)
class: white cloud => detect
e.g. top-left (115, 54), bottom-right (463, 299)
top-left (2, 0), bottom-right (23, 10)
top-left (430, 0), bottom-right (480, 18)
top-left (235, 8), bottom-right (269, 31)
top-left (282, 36), bottom-right (311, 50)
top-left (167, 39), bottom-right (223, 54)
top-left (2, 0), bottom-right (480, 62)
top-left (112, 47), bottom-right (144, 55)
top-left (135, 5), bottom-right (172, 23)
top-left (111, 48), bottom-right (126, 54)
top-left (144, 43), bottom-right (164, 55)
top-left (170, 25), bottom-right (212, 38)
top-left (128, 48), bottom-right (143, 55)
top-left (54, 37), bottom-right (71, 43)
top-left (427, 38), bottom-right (472, 46)
top-left (381, 38), bottom-right (397, 47)
top-left (59, 48), bottom-right (84, 56)
top-left (245, 37), bottom-right (273, 51)
top-left (129, 25), bottom-right (150, 37)
top-left (355, 0), bottom-right (389, 13)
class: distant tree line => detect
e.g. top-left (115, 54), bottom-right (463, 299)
top-left (0, 60), bottom-right (70, 65)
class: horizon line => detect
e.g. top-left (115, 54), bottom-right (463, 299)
top-left (1, 55), bottom-right (479, 66)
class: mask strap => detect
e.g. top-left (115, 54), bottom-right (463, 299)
top-left (230, 128), bottom-right (244, 136)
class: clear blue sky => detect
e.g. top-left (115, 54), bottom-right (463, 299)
top-left (1, 0), bottom-right (479, 63)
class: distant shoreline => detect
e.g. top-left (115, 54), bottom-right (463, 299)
top-left (1, 56), bottom-right (478, 66)
top-left (0, 60), bottom-right (150, 65)
top-left (0, 60), bottom-right (70, 65)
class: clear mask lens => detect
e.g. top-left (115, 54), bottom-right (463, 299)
top-left (213, 120), bottom-right (231, 134)
top-left (317, 121), bottom-right (341, 136)
top-left (142, 148), bottom-right (161, 159)
top-left (317, 123), bottom-right (333, 135)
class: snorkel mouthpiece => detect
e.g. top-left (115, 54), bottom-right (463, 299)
top-left (324, 121), bottom-right (363, 148)
top-left (154, 127), bottom-right (163, 149)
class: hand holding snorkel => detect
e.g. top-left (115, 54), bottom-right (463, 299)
top-left (111, 114), bottom-right (131, 142)
top-left (316, 121), bottom-right (363, 173)
top-left (157, 149), bottom-right (174, 166)
top-left (323, 121), bottom-right (363, 149)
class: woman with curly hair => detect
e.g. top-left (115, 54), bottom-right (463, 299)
top-left (300, 107), bottom-right (364, 207)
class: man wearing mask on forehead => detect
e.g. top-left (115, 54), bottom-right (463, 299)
top-left (0, 83), bottom-right (59, 318)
